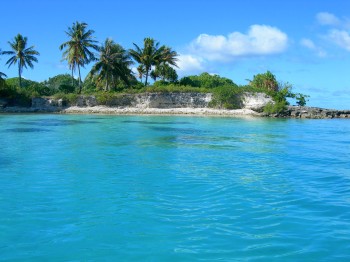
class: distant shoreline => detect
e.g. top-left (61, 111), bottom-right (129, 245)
top-left (1, 105), bottom-right (350, 119)
top-left (0, 106), bottom-right (261, 117)
top-left (1, 93), bottom-right (350, 119)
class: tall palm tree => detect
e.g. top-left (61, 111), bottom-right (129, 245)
top-left (129, 37), bottom-right (166, 86)
top-left (1, 34), bottom-right (39, 88)
top-left (59, 21), bottom-right (99, 93)
top-left (88, 38), bottom-right (133, 91)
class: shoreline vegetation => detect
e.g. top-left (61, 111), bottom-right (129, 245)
top-left (0, 21), bottom-right (347, 118)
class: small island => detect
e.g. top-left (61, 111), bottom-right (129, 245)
top-left (1, 72), bottom-right (349, 119)
top-left (0, 23), bottom-right (348, 119)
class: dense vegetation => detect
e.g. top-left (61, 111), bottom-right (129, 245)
top-left (0, 21), bottom-right (309, 112)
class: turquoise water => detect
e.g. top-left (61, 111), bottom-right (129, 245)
top-left (1, 114), bottom-right (350, 261)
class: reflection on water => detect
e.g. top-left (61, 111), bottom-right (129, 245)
top-left (15, 119), bottom-right (100, 126)
top-left (5, 127), bottom-right (52, 133)
top-left (148, 126), bottom-right (200, 134)
top-left (122, 120), bottom-right (191, 125)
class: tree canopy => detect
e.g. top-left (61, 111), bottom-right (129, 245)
top-left (88, 38), bottom-right (133, 91)
top-left (1, 34), bottom-right (39, 88)
top-left (179, 72), bottom-right (235, 88)
top-left (129, 38), bottom-right (178, 86)
top-left (249, 71), bottom-right (279, 92)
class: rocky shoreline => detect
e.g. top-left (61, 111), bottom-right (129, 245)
top-left (0, 93), bottom-right (349, 119)
top-left (268, 106), bottom-right (350, 119)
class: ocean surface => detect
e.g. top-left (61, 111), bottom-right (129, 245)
top-left (1, 114), bottom-right (350, 261)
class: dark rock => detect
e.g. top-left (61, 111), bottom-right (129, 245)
top-left (268, 106), bottom-right (350, 119)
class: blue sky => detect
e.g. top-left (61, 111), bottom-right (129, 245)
top-left (1, 0), bottom-right (350, 109)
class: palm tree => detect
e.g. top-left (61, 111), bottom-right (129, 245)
top-left (1, 34), bottom-right (39, 87)
top-left (0, 49), bottom-right (6, 81)
top-left (160, 46), bottom-right (178, 68)
top-left (130, 38), bottom-right (179, 86)
top-left (59, 21), bottom-right (99, 93)
top-left (129, 37), bottom-right (166, 86)
top-left (150, 69), bottom-right (160, 82)
top-left (136, 65), bottom-right (145, 82)
top-left (88, 38), bottom-right (133, 91)
top-left (0, 72), bottom-right (6, 80)
top-left (0, 71), bottom-right (7, 87)
top-left (153, 63), bottom-right (178, 82)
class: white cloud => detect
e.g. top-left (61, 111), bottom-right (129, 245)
top-left (176, 54), bottom-right (204, 73)
top-left (327, 29), bottom-right (350, 51)
top-left (300, 38), bottom-right (327, 57)
top-left (314, 12), bottom-right (350, 52)
top-left (316, 12), bottom-right (340, 26)
top-left (300, 38), bottom-right (316, 49)
top-left (189, 25), bottom-right (288, 61)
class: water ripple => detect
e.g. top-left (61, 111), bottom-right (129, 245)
top-left (0, 115), bottom-right (350, 260)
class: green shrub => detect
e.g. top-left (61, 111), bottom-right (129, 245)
top-left (179, 72), bottom-right (235, 88)
top-left (95, 92), bottom-right (116, 105)
top-left (58, 84), bottom-right (75, 94)
top-left (137, 84), bottom-right (210, 93)
top-left (43, 74), bottom-right (78, 92)
top-left (263, 101), bottom-right (288, 114)
top-left (0, 81), bottom-right (48, 107)
top-left (210, 84), bottom-right (243, 109)
top-left (95, 92), bottom-right (134, 106)
top-left (53, 93), bottom-right (79, 104)
top-left (0, 82), bottom-right (16, 98)
top-left (250, 71), bottom-right (278, 92)
top-left (295, 93), bottom-right (310, 106)
top-left (153, 80), bottom-right (171, 87)
top-left (14, 90), bottom-right (32, 106)
top-left (27, 83), bottom-right (52, 96)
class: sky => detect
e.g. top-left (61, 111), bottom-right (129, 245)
top-left (1, 0), bottom-right (350, 109)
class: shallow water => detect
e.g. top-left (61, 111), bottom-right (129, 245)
top-left (1, 114), bottom-right (350, 261)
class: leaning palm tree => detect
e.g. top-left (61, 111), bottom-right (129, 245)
top-left (1, 34), bottom-right (39, 87)
top-left (88, 38), bottom-right (133, 91)
top-left (129, 37), bottom-right (166, 86)
top-left (59, 21), bottom-right (99, 93)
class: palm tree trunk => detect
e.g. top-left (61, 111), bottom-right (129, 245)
top-left (105, 71), bottom-right (109, 91)
top-left (112, 75), bottom-right (116, 90)
top-left (18, 63), bottom-right (22, 88)
top-left (145, 67), bottom-right (149, 86)
top-left (145, 74), bottom-right (148, 86)
top-left (78, 65), bottom-right (82, 94)
top-left (105, 69), bottom-right (109, 91)
top-left (71, 68), bottom-right (74, 87)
